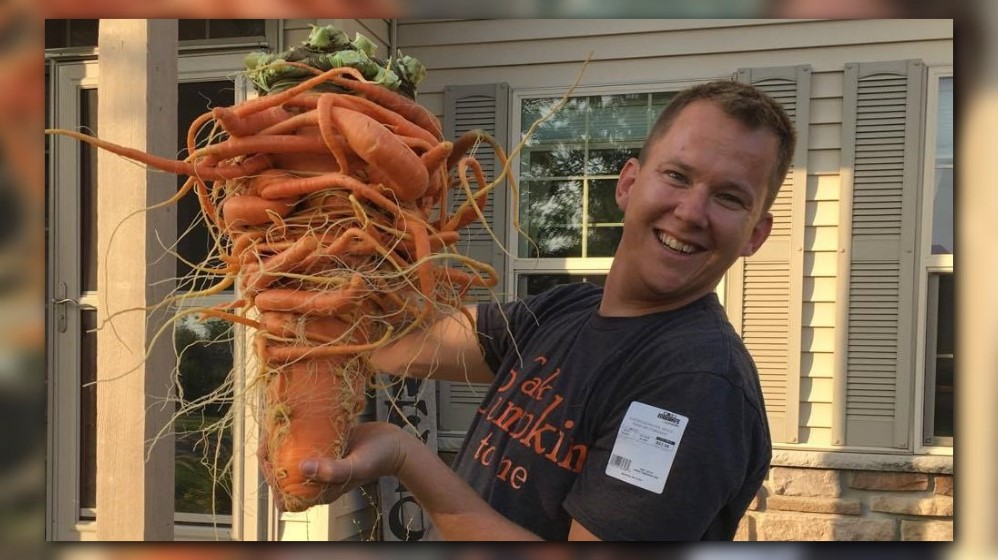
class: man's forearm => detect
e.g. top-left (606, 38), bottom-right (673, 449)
top-left (396, 432), bottom-right (541, 541)
top-left (368, 306), bottom-right (494, 384)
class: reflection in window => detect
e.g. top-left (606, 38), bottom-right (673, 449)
top-left (931, 77), bottom-right (953, 255)
top-left (80, 310), bottom-right (97, 512)
top-left (74, 79), bottom-right (237, 520)
top-left (174, 315), bottom-right (234, 515)
top-left (518, 92), bottom-right (674, 259)
top-left (45, 19), bottom-right (99, 49)
top-left (931, 274), bottom-right (953, 438)
top-left (925, 273), bottom-right (953, 441)
top-left (922, 72), bottom-right (954, 447)
top-left (176, 81), bottom-right (235, 293)
top-left (80, 88), bottom-right (98, 292)
top-left (45, 20), bottom-right (267, 49)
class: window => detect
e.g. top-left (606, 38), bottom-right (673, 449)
top-left (45, 19), bottom-right (268, 50)
top-left (920, 69), bottom-right (953, 448)
top-left (47, 47), bottom-right (255, 539)
top-left (512, 90), bottom-right (676, 295)
top-left (69, 79), bottom-right (238, 523)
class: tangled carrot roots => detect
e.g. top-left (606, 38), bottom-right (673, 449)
top-left (48, 61), bottom-right (511, 513)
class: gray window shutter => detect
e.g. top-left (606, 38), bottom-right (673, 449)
top-left (834, 60), bottom-right (925, 449)
top-left (728, 65), bottom-right (811, 444)
top-left (437, 83), bottom-right (510, 443)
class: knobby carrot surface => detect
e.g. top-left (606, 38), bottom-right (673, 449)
top-left (44, 47), bottom-right (513, 514)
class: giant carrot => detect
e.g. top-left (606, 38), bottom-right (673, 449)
top-left (45, 23), bottom-right (515, 514)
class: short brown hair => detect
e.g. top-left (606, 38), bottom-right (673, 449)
top-left (639, 80), bottom-right (796, 214)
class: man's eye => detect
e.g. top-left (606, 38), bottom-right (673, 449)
top-left (718, 193), bottom-right (746, 208)
top-left (665, 170), bottom-right (686, 183)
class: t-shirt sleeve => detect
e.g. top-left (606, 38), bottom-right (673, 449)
top-left (562, 370), bottom-right (769, 541)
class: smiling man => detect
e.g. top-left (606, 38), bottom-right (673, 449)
top-left (299, 80), bottom-right (795, 541)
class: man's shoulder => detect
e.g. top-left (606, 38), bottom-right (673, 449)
top-left (638, 296), bottom-right (766, 407)
top-left (533, 281), bottom-right (603, 304)
top-left (476, 282), bottom-right (602, 337)
top-left (522, 282), bottom-right (603, 319)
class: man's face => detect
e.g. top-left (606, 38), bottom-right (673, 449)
top-left (612, 100), bottom-right (778, 311)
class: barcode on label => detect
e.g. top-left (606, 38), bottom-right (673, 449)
top-left (610, 454), bottom-right (631, 471)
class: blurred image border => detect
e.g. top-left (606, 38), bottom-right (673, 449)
top-left (3, 1), bottom-right (991, 557)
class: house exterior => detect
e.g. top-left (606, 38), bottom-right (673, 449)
top-left (44, 18), bottom-right (953, 541)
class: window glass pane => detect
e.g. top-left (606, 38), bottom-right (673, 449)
top-left (588, 179), bottom-right (623, 224)
top-left (935, 273), bottom-right (954, 355)
top-left (207, 20), bottom-right (266, 40)
top-left (80, 88), bottom-right (98, 292)
top-left (69, 20), bottom-right (99, 48)
top-left (587, 226), bottom-right (623, 257)
top-left (518, 91), bottom-right (673, 258)
top-left (587, 93), bottom-right (651, 145)
top-left (936, 77), bottom-right (953, 164)
top-left (931, 168), bottom-right (953, 256)
top-left (931, 273), bottom-right (954, 440)
top-left (519, 180), bottom-right (583, 258)
top-left (933, 356), bottom-right (953, 439)
top-left (651, 91), bottom-right (676, 107)
top-left (45, 69), bottom-right (51, 245)
top-left (80, 309), bottom-right (97, 511)
top-left (586, 146), bottom-right (638, 176)
top-left (522, 97), bottom-right (589, 145)
top-left (177, 81), bottom-right (235, 292)
top-left (174, 315), bottom-right (234, 515)
top-left (517, 273), bottom-right (606, 297)
top-left (931, 76), bottom-right (953, 255)
top-left (178, 20), bottom-right (208, 41)
top-left (44, 20), bottom-right (67, 49)
top-left (521, 146), bottom-right (584, 179)
top-left (44, 19), bottom-right (100, 49)
top-left (45, 19), bottom-right (264, 46)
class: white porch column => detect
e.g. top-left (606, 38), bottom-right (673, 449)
top-left (95, 19), bottom-right (177, 541)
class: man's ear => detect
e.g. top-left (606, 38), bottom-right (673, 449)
top-left (741, 212), bottom-right (774, 257)
top-left (615, 158), bottom-right (640, 212)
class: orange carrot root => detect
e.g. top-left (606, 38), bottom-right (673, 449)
top-left (44, 54), bottom-right (514, 513)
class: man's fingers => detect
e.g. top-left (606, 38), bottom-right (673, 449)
top-left (299, 457), bottom-right (351, 484)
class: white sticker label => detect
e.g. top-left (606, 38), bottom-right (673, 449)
top-left (605, 401), bottom-right (688, 494)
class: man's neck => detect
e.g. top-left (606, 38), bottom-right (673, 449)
top-left (598, 263), bottom-right (713, 317)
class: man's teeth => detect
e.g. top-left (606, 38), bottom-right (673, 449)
top-left (658, 232), bottom-right (696, 254)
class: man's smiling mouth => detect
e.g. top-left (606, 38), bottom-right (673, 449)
top-left (656, 230), bottom-right (702, 255)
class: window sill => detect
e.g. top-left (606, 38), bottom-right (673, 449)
top-left (72, 519), bottom-right (233, 541)
top-left (771, 448), bottom-right (952, 474)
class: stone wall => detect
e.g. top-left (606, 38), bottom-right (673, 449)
top-left (736, 465), bottom-right (953, 541)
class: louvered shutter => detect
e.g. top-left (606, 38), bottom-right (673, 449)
top-left (834, 60), bottom-right (924, 449)
top-left (728, 65), bottom-right (810, 444)
top-left (437, 83), bottom-right (510, 439)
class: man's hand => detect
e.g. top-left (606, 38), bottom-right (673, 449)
top-left (298, 421), bottom-right (409, 500)
top-left (297, 420), bottom-right (543, 540)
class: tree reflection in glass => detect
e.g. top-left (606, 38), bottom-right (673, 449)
top-left (518, 91), bottom-right (672, 259)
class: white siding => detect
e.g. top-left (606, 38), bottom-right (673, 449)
top-left (277, 482), bottom-right (379, 541)
top-left (396, 19), bottom-right (951, 452)
top-left (800, 70), bottom-right (842, 446)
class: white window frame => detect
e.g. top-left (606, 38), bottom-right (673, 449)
top-left (507, 79), bottom-right (728, 303)
top-left (914, 65), bottom-right (954, 455)
top-left (47, 52), bottom-right (263, 541)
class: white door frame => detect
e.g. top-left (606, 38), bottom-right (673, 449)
top-left (47, 52), bottom-right (264, 541)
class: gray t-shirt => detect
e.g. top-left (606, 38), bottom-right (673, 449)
top-left (445, 282), bottom-right (771, 540)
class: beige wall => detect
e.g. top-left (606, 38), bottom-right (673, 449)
top-left (398, 18), bottom-right (952, 450)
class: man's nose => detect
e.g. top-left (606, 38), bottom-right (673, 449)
top-left (673, 186), bottom-right (709, 228)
